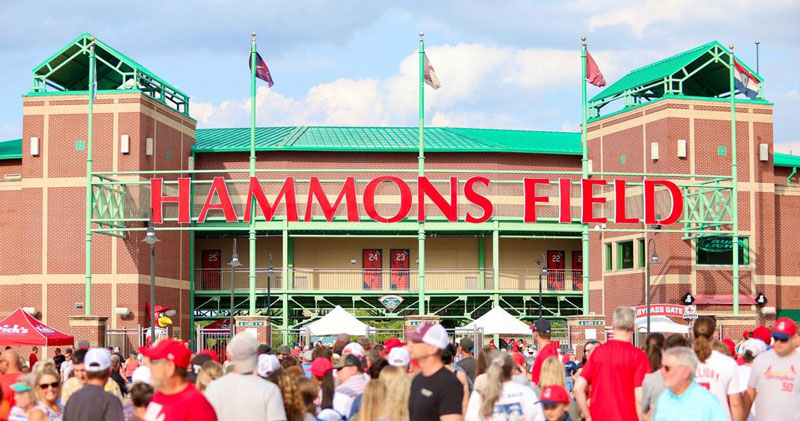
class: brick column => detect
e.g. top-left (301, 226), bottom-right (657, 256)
top-left (68, 316), bottom-right (108, 349)
top-left (403, 315), bottom-right (441, 343)
top-left (234, 316), bottom-right (271, 346)
top-left (566, 314), bottom-right (606, 359)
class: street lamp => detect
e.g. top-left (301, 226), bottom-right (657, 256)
top-left (228, 238), bottom-right (242, 336)
top-left (267, 254), bottom-right (274, 347)
top-left (645, 238), bottom-right (660, 336)
top-left (142, 219), bottom-right (159, 341)
top-left (535, 255), bottom-right (547, 318)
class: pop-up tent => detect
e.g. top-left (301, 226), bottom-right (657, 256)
top-left (461, 306), bottom-right (532, 336)
top-left (636, 316), bottom-right (689, 334)
top-left (0, 308), bottom-right (74, 346)
top-left (306, 306), bottom-right (372, 337)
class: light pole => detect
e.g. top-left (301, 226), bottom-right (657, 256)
top-left (142, 220), bottom-right (159, 341)
top-left (535, 255), bottom-right (546, 318)
top-left (267, 253), bottom-right (274, 347)
top-left (645, 239), bottom-right (660, 336)
top-left (228, 239), bottom-right (242, 336)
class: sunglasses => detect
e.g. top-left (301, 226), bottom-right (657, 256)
top-left (774, 337), bottom-right (790, 343)
top-left (38, 382), bottom-right (59, 390)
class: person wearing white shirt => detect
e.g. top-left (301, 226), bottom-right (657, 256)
top-left (692, 317), bottom-right (744, 421)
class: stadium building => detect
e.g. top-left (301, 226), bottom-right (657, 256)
top-left (0, 33), bottom-right (797, 351)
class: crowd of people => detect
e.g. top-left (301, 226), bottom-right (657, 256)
top-left (0, 306), bottom-right (797, 420)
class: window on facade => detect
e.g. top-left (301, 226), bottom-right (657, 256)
top-left (696, 236), bottom-right (749, 265)
top-left (617, 241), bottom-right (634, 270)
top-left (638, 239), bottom-right (646, 268)
top-left (605, 244), bottom-right (613, 271)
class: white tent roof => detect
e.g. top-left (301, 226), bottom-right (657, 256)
top-left (461, 307), bottom-right (531, 336)
top-left (306, 306), bottom-right (372, 337)
top-left (636, 316), bottom-right (689, 334)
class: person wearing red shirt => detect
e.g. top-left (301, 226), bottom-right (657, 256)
top-left (28, 347), bottom-right (38, 369)
top-left (0, 350), bottom-right (24, 421)
top-left (140, 339), bottom-right (217, 421)
top-left (530, 318), bottom-right (558, 385)
top-left (574, 306), bottom-right (651, 421)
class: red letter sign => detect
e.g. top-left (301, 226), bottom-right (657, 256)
top-left (150, 177), bottom-right (191, 224)
top-left (305, 177), bottom-right (359, 222)
top-left (523, 178), bottom-right (550, 223)
top-left (614, 179), bottom-right (639, 224)
top-left (559, 178), bottom-right (573, 223)
top-left (197, 177), bottom-right (238, 223)
top-left (363, 176), bottom-right (412, 223)
top-left (581, 179), bottom-right (607, 223)
top-left (644, 180), bottom-right (683, 225)
top-left (464, 177), bottom-right (492, 223)
top-left (243, 177), bottom-right (298, 222)
top-left (418, 177), bottom-right (458, 222)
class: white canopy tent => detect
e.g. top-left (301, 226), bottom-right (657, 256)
top-left (305, 305), bottom-right (372, 337)
top-left (636, 316), bottom-right (689, 334)
top-left (461, 306), bottom-right (532, 336)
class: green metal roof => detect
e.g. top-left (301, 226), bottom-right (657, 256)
top-left (0, 139), bottom-right (22, 160)
top-left (193, 126), bottom-right (582, 155)
top-left (774, 152), bottom-right (800, 168)
top-left (30, 33), bottom-right (189, 115)
top-left (591, 41), bottom-right (764, 104)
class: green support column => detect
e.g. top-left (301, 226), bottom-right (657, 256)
top-left (281, 295), bottom-right (289, 345)
top-left (492, 225), bottom-right (499, 301)
top-left (478, 236), bottom-right (485, 289)
top-left (84, 39), bottom-right (96, 316)
top-left (248, 33), bottom-right (257, 315)
top-left (282, 226), bottom-right (290, 343)
top-left (418, 228), bottom-right (426, 315)
top-left (189, 153), bottom-right (196, 349)
top-left (729, 45), bottom-right (740, 315)
top-left (580, 37), bottom-right (591, 315)
top-left (417, 33), bottom-right (426, 315)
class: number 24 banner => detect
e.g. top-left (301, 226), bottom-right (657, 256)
top-left (363, 249), bottom-right (382, 290)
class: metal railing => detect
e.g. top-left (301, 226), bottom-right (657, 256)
top-left (195, 268), bottom-right (583, 292)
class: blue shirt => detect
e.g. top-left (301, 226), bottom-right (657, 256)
top-left (302, 362), bottom-right (312, 377)
top-left (654, 381), bottom-right (726, 421)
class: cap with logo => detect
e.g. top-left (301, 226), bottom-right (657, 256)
top-left (407, 323), bottom-right (449, 350)
top-left (139, 339), bottom-right (192, 370)
top-left (538, 385), bottom-right (570, 404)
top-left (772, 317), bottom-right (797, 341)
top-left (334, 354), bottom-right (362, 370)
top-left (382, 338), bottom-right (406, 355)
top-left (532, 319), bottom-right (551, 335)
top-left (257, 354), bottom-right (280, 377)
top-left (387, 347), bottom-right (410, 367)
top-left (752, 326), bottom-right (771, 345)
top-left (85, 348), bottom-right (112, 372)
top-left (187, 353), bottom-right (213, 382)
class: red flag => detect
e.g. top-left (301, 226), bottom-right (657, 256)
top-left (586, 50), bottom-right (606, 87)
top-left (249, 52), bottom-right (274, 87)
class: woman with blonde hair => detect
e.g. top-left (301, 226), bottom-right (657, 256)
top-left (352, 380), bottom-right (385, 421)
top-left (274, 367), bottom-right (310, 421)
top-left (534, 357), bottom-right (580, 421)
top-left (693, 316), bottom-right (743, 421)
top-left (296, 377), bottom-right (318, 421)
top-left (378, 366), bottom-right (410, 421)
top-left (465, 351), bottom-right (543, 420)
top-left (195, 360), bottom-right (223, 393)
top-left (29, 367), bottom-right (62, 421)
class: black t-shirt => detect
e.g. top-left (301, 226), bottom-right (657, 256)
top-left (63, 384), bottom-right (124, 421)
top-left (456, 356), bottom-right (477, 382)
top-left (409, 366), bottom-right (464, 421)
top-left (109, 370), bottom-right (127, 396)
top-left (53, 354), bottom-right (66, 370)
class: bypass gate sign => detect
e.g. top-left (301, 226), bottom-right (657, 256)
top-left (634, 304), bottom-right (685, 319)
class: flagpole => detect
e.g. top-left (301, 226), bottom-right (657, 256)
top-left (729, 44), bottom-right (740, 315)
top-left (580, 36), bottom-right (590, 315)
top-left (249, 32), bottom-right (257, 315)
top-left (84, 37), bottom-right (96, 316)
top-left (417, 32), bottom-right (426, 315)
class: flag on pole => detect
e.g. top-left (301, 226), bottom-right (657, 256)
top-left (249, 52), bottom-right (274, 87)
top-left (585, 50), bottom-right (606, 87)
top-left (423, 53), bottom-right (441, 89)
top-left (733, 58), bottom-right (759, 99)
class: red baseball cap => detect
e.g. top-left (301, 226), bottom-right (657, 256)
top-left (538, 385), bottom-right (570, 404)
top-left (773, 317), bottom-right (797, 341)
top-left (310, 357), bottom-right (333, 378)
top-left (511, 352), bottom-right (525, 367)
top-left (752, 326), bottom-right (771, 345)
top-left (722, 339), bottom-right (736, 356)
top-left (197, 349), bottom-right (219, 363)
top-left (383, 338), bottom-right (406, 355)
top-left (139, 339), bottom-right (191, 370)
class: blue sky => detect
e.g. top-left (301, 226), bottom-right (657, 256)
top-left (0, 1), bottom-right (798, 151)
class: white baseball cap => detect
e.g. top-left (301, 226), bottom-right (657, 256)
top-left (85, 348), bottom-right (112, 372)
top-left (741, 338), bottom-right (767, 357)
top-left (342, 342), bottom-right (365, 357)
top-left (387, 347), bottom-right (410, 367)
top-left (256, 354), bottom-right (280, 378)
top-left (407, 323), bottom-right (449, 350)
top-left (131, 365), bottom-right (151, 385)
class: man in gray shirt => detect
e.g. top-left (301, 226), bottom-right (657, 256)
top-left (745, 317), bottom-right (800, 421)
top-left (63, 348), bottom-right (124, 421)
top-left (205, 332), bottom-right (287, 421)
top-left (455, 337), bottom-right (476, 382)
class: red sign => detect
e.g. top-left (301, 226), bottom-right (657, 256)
top-left (572, 251), bottom-right (583, 290)
top-left (390, 249), bottom-right (410, 290)
top-left (362, 249), bottom-right (382, 290)
top-left (547, 250), bottom-right (565, 290)
top-left (201, 250), bottom-right (222, 290)
top-left (151, 177), bottom-right (683, 225)
top-left (634, 304), bottom-right (685, 319)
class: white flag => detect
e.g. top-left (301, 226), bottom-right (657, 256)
top-left (423, 53), bottom-right (441, 89)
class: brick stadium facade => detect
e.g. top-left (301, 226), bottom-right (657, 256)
top-left (1, 34), bottom-right (798, 354)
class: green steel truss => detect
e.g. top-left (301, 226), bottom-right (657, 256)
top-left (92, 176), bottom-right (127, 238)
top-left (681, 181), bottom-right (734, 240)
top-left (29, 33), bottom-right (190, 115)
